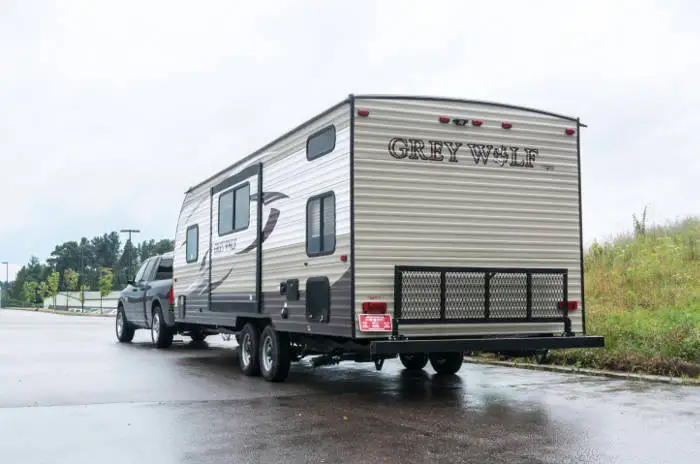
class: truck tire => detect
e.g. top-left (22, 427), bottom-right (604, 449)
top-left (151, 304), bottom-right (173, 349)
top-left (399, 353), bottom-right (428, 370)
top-left (238, 323), bottom-right (261, 376)
top-left (429, 352), bottom-right (463, 375)
top-left (259, 325), bottom-right (291, 382)
top-left (115, 305), bottom-right (135, 343)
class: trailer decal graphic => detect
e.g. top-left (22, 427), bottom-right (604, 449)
top-left (236, 208), bottom-right (281, 255)
top-left (185, 190), bottom-right (288, 295)
top-left (388, 137), bottom-right (538, 168)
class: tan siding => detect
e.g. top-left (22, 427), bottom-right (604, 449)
top-left (353, 97), bottom-right (583, 338)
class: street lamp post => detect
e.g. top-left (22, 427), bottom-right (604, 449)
top-left (119, 229), bottom-right (140, 282)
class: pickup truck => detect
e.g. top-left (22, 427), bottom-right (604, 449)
top-left (115, 251), bottom-right (208, 347)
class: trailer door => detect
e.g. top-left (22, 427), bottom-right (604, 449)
top-left (209, 163), bottom-right (262, 315)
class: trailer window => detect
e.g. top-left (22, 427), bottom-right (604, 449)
top-left (218, 183), bottom-right (250, 235)
top-left (306, 125), bottom-right (336, 161)
top-left (186, 225), bottom-right (198, 263)
top-left (306, 192), bottom-right (335, 256)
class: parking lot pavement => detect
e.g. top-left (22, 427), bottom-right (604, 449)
top-left (0, 309), bottom-right (698, 464)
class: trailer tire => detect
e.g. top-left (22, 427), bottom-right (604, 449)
top-left (399, 353), bottom-right (428, 371)
top-left (115, 305), bottom-right (135, 343)
top-left (151, 304), bottom-right (173, 349)
top-left (259, 325), bottom-right (291, 382)
top-left (238, 323), bottom-right (261, 376)
top-left (429, 352), bottom-right (463, 375)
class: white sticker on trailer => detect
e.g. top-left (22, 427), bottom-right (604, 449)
top-left (359, 314), bottom-right (393, 332)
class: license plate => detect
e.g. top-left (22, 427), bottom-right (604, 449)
top-left (359, 314), bottom-right (392, 332)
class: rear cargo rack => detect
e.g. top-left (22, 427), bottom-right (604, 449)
top-left (393, 266), bottom-right (572, 334)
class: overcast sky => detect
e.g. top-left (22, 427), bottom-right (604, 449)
top-left (1, 0), bottom-right (698, 280)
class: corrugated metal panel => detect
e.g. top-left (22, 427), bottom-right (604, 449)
top-left (173, 187), bottom-right (211, 314)
top-left (173, 102), bottom-right (352, 336)
top-left (353, 97), bottom-right (583, 338)
top-left (260, 105), bottom-right (352, 337)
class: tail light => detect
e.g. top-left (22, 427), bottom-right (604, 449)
top-left (168, 286), bottom-right (174, 306)
top-left (362, 301), bottom-right (387, 314)
top-left (558, 300), bottom-right (578, 311)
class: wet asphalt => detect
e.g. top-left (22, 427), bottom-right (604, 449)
top-left (0, 310), bottom-right (698, 464)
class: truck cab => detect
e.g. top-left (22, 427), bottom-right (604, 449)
top-left (116, 252), bottom-right (174, 341)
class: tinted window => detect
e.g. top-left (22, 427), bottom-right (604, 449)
top-left (218, 191), bottom-right (234, 235)
top-left (141, 258), bottom-right (157, 282)
top-left (186, 225), bottom-right (198, 263)
top-left (307, 192), bottom-right (335, 256)
top-left (234, 183), bottom-right (250, 230)
top-left (218, 183), bottom-right (250, 235)
top-left (154, 258), bottom-right (173, 281)
top-left (133, 259), bottom-right (149, 282)
top-left (306, 125), bottom-right (336, 160)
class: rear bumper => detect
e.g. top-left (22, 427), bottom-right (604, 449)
top-left (370, 335), bottom-right (604, 356)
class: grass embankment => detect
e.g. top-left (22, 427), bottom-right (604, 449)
top-left (547, 216), bottom-right (700, 378)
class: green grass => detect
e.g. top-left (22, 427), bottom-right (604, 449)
top-left (548, 215), bottom-right (700, 377)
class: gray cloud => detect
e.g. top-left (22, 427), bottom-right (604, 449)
top-left (1, 0), bottom-right (698, 274)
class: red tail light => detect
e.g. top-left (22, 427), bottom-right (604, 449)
top-left (362, 301), bottom-right (387, 314)
top-left (168, 286), bottom-right (174, 306)
top-left (558, 300), bottom-right (578, 311)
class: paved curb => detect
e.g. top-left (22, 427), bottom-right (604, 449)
top-left (464, 356), bottom-right (700, 386)
top-left (2, 307), bottom-right (113, 317)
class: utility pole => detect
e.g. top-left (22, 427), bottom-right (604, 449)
top-left (1, 261), bottom-right (8, 308)
top-left (119, 229), bottom-right (140, 282)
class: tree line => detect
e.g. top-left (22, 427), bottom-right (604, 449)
top-left (2, 232), bottom-right (174, 306)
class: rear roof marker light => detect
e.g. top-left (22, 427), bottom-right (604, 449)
top-left (357, 109), bottom-right (370, 117)
top-left (565, 128), bottom-right (576, 135)
top-left (502, 122), bottom-right (512, 129)
top-left (472, 119), bottom-right (483, 126)
top-left (439, 116), bottom-right (450, 124)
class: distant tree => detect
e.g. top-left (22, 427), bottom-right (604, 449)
top-left (79, 284), bottom-right (89, 311)
top-left (154, 239), bottom-right (175, 255)
top-left (37, 281), bottom-right (49, 304)
top-left (47, 270), bottom-right (60, 308)
top-left (118, 239), bottom-right (139, 286)
top-left (9, 256), bottom-right (49, 301)
top-left (98, 267), bottom-right (114, 314)
top-left (23, 281), bottom-right (38, 307)
top-left (63, 268), bottom-right (79, 309)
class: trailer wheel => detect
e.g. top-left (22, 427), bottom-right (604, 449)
top-left (238, 323), bottom-right (261, 376)
top-left (151, 304), bottom-right (173, 349)
top-left (259, 325), bottom-right (291, 382)
top-left (115, 305), bottom-right (135, 343)
top-left (429, 352), bottom-right (463, 375)
top-left (399, 353), bottom-right (428, 371)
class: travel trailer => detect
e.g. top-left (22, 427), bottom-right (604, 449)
top-left (115, 94), bottom-right (604, 382)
